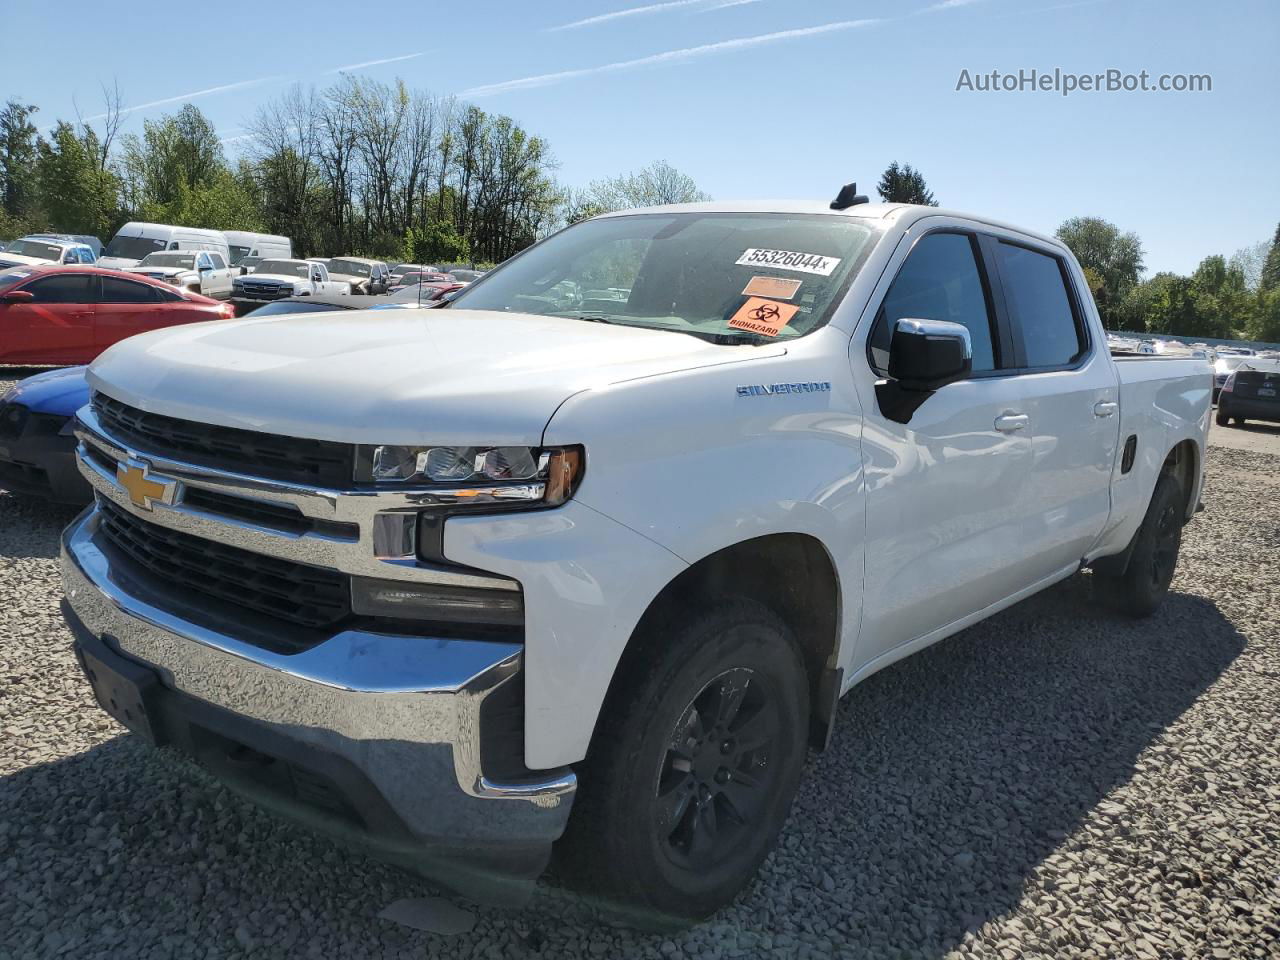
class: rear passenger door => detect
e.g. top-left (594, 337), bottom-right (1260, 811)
top-left (94, 275), bottom-right (181, 350)
top-left (984, 236), bottom-right (1118, 581)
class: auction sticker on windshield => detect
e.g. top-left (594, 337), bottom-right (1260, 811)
top-left (728, 297), bottom-right (801, 337)
top-left (742, 276), bottom-right (803, 300)
top-left (735, 248), bottom-right (841, 276)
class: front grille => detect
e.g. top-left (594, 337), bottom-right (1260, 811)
top-left (97, 499), bottom-right (352, 629)
top-left (92, 393), bottom-right (355, 488)
top-left (237, 282), bottom-right (290, 301)
top-left (0, 402), bottom-right (28, 441)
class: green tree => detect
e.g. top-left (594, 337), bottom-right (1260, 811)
top-left (876, 161), bottom-right (938, 205)
top-left (1247, 288), bottom-right (1280, 343)
top-left (405, 219), bottom-right (470, 264)
top-left (37, 122), bottom-right (117, 238)
top-left (121, 104), bottom-right (225, 209)
top-left (1260, 222), bottom-right (1280, 293)
top-left (1189, 254), bottom-right (1250, 338)
top-left (0, 100), bottom-right (42, 227)
top-left (583, 161), bottom-right (711, 212)
top-left (1055, 217), bottom-right (1145, 329)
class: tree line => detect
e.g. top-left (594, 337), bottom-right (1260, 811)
top-left (0, 78), bottom-right (708, 266)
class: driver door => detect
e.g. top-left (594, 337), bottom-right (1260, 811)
top-left (854, 228), bottom-right (1037, 669)
top-left (1, 273), bottom-right (97, 364)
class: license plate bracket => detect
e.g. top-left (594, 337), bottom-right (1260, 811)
top-left (75, 637), bottom-right (166, 746)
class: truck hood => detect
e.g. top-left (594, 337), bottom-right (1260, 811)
top-left (130, 266), bottom-right (193, 281)
top-left (5, 365), bottom-right (90, 418)
top-left (87, 308), bottom-right (784, 446)
top-left (97, 256), bottom-right (143, 269)
top-left (0, 253), bottom-right (55, 268)
top-left (237, 272), bottom-right (302, 285)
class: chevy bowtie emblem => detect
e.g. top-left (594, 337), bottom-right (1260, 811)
top-left (117, 460), bottom-right (179, 511)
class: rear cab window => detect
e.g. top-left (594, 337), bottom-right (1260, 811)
top-left (993, 241), bottom-right (1088, 369)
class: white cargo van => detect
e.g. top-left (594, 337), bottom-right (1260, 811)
top-left (98, 223), bottom-right (231, 270)
top-left (223, 231), bottom-right (293, 269)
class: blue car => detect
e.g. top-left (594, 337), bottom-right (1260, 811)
top-left (0, 365), bottom-right (91, 504)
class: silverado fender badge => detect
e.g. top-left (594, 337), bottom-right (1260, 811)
top-left (736, 381), bottom-right (832, 398)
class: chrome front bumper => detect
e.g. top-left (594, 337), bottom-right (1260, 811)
top-left (60, 508), bottom-right (576, 896)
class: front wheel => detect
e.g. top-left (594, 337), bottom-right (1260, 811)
top-left (1095, 471), bottom-right (1184, 617)
top-left (557, 599), bottom-right (810, 927)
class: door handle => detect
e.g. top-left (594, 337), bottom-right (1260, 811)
top-left (994, 413), bottom-right (1029, 433)
top-left (1094, 401), bottom-right (1118, 418)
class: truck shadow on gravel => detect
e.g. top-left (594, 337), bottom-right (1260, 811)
top-left (0, 494), bottom-right (81, 559)
top-left (0, 574), bottom-right (1246, 957)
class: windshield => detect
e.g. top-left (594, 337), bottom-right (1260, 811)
top-left (448, 213), bottom-right (876, 342)
top-left (4, 239), bottom-right (63, 261)
top-left (105, 235), bottom-right (167, 260)
top-left (229, 245), bottom-right (252, 265)
top-left (140, 253), bottom-right (197, 269)
top-left (257, 260), bottom-right (310, 278)
top-left (328, 258), bottom-right (370, 276)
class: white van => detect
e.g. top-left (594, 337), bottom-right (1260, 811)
top-left (223, 231), bottom-right (292, 268)
top-left (98, 222), bottom-right (232, 270)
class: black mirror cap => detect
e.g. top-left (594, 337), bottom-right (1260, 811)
top-left (888, 318), bottom-right (973, 391)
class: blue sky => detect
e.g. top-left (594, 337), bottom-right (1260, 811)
top-left (3, 0), bottom-right (1276, 275)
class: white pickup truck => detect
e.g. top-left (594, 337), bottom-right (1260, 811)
top-left (229, 258), bottom-right (348, 307)
top-left (128, 251), bottom-right (236, 300)
top-left (61, 196), bottom-right (1210, 924)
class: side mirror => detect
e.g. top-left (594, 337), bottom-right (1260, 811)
top-left (888, 318), bottom-right (972, 390)
top-left (876, 318), bottom-right (973, 424)
top-left (0, 289), bottom-right (34, 303)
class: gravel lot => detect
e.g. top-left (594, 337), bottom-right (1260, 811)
top-left (2, 366), bottom-right (1278, 959)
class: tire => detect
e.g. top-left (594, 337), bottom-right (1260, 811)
top-left (556, 598), bottom-right (810, 928)
top-left (1216, 406), bottom-right (1231, 427)
top-left (1094, 471), bottom-right (1184, 618)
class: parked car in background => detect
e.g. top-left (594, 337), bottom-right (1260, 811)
top-left (442, 267), bottom-right (484, 282)
top-left (230, 259), bottom-right (349, 308)
top-left (19, 233), bottom-right (104, 259)
top-left (128, 251), bottom-right (236, 300)
top-left (223, 231), bottom-right (292, 268)
top-left (0, 366), bottom-right (92, 504)
top-left (0, 266), bottom-right (233, 365)
top-left (388, 263), bottom-right (427, 285)
top-left (98, 222), bottom-right (231, 270)
top-left (388, 279), bottom-right (466, 303)
top-left (0, 237), bottom-right (98, 269)
top-left (1212, 354), bottom-right (1252, 402)
top-left (327, 256), bottom-right (391, 294)
top-left (390, 269), bottom-right (454, 290)
top-left (1216, 359), bottom-right (1280, 427)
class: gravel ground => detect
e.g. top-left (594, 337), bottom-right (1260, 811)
top-left (1, 367), bottom-right (1278, 959)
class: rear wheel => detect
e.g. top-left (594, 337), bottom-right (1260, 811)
top-left (1215, 406), bottom-right (1231, 427)
top-left (557, 599), bottom-right (809, 928)
top-left (1095, 471), bottom-right (1184, 618)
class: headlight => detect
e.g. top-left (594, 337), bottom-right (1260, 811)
top-left (361, 444), bottom-right (584, 507)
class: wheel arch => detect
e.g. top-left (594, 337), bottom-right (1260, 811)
top-left (596, 533), bottom-right (844, 755)
top-left (1163, 437), bottom-right (1199, 521)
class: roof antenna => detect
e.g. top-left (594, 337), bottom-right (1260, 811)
top-left (830, 182), bottom-right (869, 211)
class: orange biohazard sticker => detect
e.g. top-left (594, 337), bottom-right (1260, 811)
top-left (741, 276), bottom-right (802, 300)
top-left (727, 297), bottom-right (800, 337)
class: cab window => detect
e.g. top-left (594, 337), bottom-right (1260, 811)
top-left (993, 242), bottom-right (1087, 368)
top-left (870, 232), bottom-right (999, 374)
top-left (24, 274), bottom-right (95, 303)
top-left (101, 276), bottom-right (162, 304)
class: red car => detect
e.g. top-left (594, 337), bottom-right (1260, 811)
top-left (0, 265), bottom-right (235, 365)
